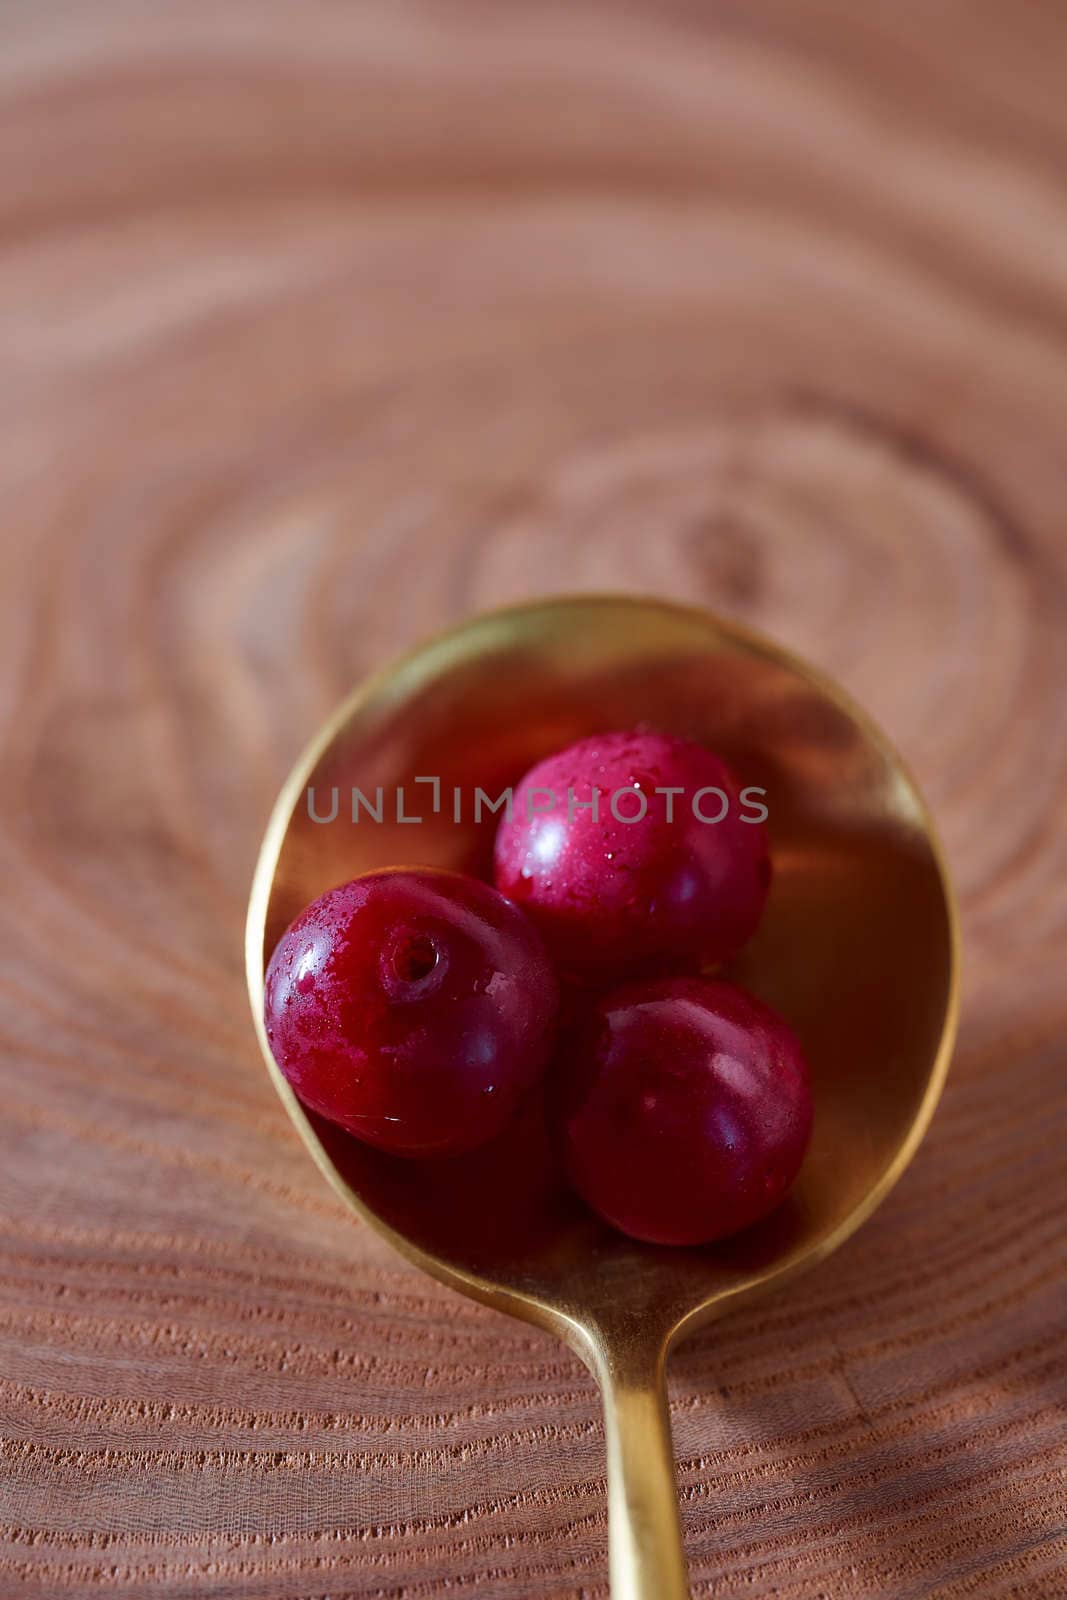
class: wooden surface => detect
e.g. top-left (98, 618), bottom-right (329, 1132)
top-left (1, 4), bottom-right (1065, 1596)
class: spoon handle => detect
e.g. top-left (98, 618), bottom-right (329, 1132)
top-left (597, 1338), bottom-right (689, 1599)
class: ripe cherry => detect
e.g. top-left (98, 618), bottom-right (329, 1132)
top-left (264, 868), bottom-right (559, 1157)
top-left (554, 977), bottom-right (812, 1245)
top-left (493, 729), bottom-right (769, 975)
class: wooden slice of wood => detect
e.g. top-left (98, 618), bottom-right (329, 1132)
top-left (0, 4), bottom-right (1064, 1596)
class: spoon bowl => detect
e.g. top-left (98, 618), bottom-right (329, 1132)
top-left (246, 595), bottom-right (959, 1598)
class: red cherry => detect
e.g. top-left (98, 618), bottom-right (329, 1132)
top-left (264, 869), bottom-right (559, 1157)
top-left (493, 729), bottom-right (769, 974)
top-left (554, 977), bottom-right (812, 1245)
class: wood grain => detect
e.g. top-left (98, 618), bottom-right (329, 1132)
top-left (1, 3), bottom-right (1065, 1596)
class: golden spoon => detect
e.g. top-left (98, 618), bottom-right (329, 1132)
top-left (245, 595), bottom-right (959, 1599)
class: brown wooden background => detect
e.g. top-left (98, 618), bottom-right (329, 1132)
top-left (1, 4), bottom-right (1065, 1596)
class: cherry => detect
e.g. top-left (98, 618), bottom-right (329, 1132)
top-left (554, 977), bottom-right (812, 1245)
top-left (264, 868), bottom-right (559, 1157)
top-left (493, 729), bottom-right (769, 975)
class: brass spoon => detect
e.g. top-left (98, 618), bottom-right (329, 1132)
top-left (246, 595), bottom-right (959, 1599)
